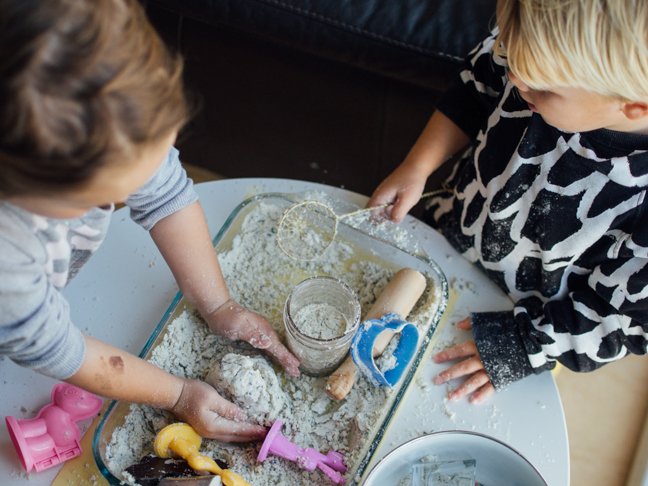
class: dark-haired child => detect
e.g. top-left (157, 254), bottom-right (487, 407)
top-left (0, 0), bottom-right (299, 440)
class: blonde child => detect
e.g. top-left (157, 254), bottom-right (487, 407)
top-left (368, 0), bottom-right (648, 403)
top-left (0, 0), bottom-right (299, 441)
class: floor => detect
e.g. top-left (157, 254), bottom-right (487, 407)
top-left (555, 355), bottom-right (648, 486)
top-left (185, 162), bottom-right (648, 486)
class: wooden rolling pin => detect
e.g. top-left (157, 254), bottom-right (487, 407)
top-left (325, 268), bottom-right (427, 401)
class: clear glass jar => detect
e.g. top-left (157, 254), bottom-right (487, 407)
top-left (284, 276), bottom-right (361, 376)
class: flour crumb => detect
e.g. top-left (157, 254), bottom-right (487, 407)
top-left (441, 404), bottom-right (456, 421)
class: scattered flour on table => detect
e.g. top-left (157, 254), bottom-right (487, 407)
top-left (105, 202), bottom-right (441, 486)
top-left (206, 353), bottom-right (286, 426)
top-left (293, 303), bottom-right (349, 339)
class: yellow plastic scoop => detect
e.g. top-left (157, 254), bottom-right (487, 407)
top-left (154, 423), bottom-right (253, 486)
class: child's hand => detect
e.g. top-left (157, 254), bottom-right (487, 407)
top-left (366, 161), bottom-right (429, 223)
top-left (205, 299), bottom-right (301, 376)
top-left (432, 317), bottom-right (495, 404)
top-left (170, 379), bottom-right (267, 442)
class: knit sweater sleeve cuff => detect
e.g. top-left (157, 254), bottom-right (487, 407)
top-left (471, 310), bottom-right (534, 389)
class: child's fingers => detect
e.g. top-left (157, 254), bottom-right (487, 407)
top-left (208, 304), bottom-right (301, 376)
top-left (208, 433), bottom-right (264, 443)
top-left (469, 381), bottom-right (496, 404)
top-left (235, 310), bottom-right (280, 351)
top-left (389, 196), bottom-right (415, 223)
top-left (433, 355), bottom-right (483, 385)
top-left (267, 339), bottom-right (301, 376)
top-left (245, 326), bottom-right (273, 350)
top-left (448, 370), bottom-right (491, 401)
top-left (368, 205), bottom-right (392, 221)
top-left (244, 312), bottom-right (300, 375)
top-left (223, 308), bottom-right (271, 345)
top-left (432, 339), bottom-right (478, 364)
top-left (366, 189), bottom-right (396, 209)
top-left (202, 416), bottom-right (267, 442)
top-left (209, 391), bottom-right (248, 422)
top-left (455, 317), bottom-right (472, 330)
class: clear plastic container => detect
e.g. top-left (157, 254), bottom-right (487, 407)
top-left (283, 276), bottom-right (361, 376)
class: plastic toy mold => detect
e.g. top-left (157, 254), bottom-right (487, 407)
top-left (350, 312), bottom-right (419, 387)
top-left (257, 420), bottom-right (347, 484)
top-left (5, 383), bottom-right (102, 472)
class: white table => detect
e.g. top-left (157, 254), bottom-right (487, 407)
top-left (0, 178), bottom-right (569, 485)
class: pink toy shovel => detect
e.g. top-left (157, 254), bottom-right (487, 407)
top-left (5, 383), bottom-right (103, 472)
top-left (257, 420), bottom-right (347, 484)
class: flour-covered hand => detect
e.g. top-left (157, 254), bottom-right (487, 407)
top-left (170, 379), bottom-right (267, 442)
top-left (431, 317), bottom-right (495, 404)
top-left (205, 299), bottom-right (300, 376)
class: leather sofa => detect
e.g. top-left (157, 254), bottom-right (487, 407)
top-left (142, 0), bottom-right (497, 198)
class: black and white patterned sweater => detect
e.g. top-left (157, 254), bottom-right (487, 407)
top-left (426, 31), bottom-right (648, 389)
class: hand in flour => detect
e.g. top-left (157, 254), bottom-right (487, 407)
top-left (206, 299), bottom-right (301, 376)
top-left (431, 317), bottom-right (495, 404)
top-left (170, 379), bottom-right (268, 441)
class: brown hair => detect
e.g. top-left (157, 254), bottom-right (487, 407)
top-left (0, 0), bottom-right (189, 197)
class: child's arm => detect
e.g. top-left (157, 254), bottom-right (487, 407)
top-left (367, 110), bottom-right (470, 223)
top-left (368, 31), bottom-right (507, 223)
top-left (432, 253), bottom-right (648, 404)
top-left (66, 335), bottom-right (266, 441)
top-left (149, 200), bottom-right (300, 376)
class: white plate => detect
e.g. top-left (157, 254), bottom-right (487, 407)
top-left (361, 430), bottom-right (548, 486)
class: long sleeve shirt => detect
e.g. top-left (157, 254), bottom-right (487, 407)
top-left (426, 31), bottom-right (648, 388)
top-left (0, 147), bottom-right (198, 379)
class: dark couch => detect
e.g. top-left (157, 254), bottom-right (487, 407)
top-left (142, 0), bottom-right (497, 199)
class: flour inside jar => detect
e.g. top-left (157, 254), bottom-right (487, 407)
top-left (293, 302), bottom-right (349, 339)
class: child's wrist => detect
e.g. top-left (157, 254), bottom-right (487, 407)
top-left (399, 157), bottom-right (435, 183)
top-left (193, 293), bottom-right (232, 318)
top-left (204, 297), bottom-right (234, 317)
top-left (167, 377), bottom-right (191, 414)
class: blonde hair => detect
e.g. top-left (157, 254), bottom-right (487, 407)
top-left (495, 0), bottom-right (648, 101)
top-left (0, 0), bottom-right (189, 197)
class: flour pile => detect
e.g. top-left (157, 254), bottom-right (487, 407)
top-left (206, 353), bottom-right (285, 426)
top-left (105, 201), bottom-right (440, 486)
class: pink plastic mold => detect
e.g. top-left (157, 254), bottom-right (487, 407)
top-left (257, 419), bottom-right (347, 484)
top-left (5, 383), bottom-right (103, 472)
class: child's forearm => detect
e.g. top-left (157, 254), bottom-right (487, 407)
top-left (150, 200), bottom-right (301, 375)
top-left (66, 335), bottom-right (265, 440)
top-left (65, 335), bottom-right (184, 409)
top-left (402, 110), bottom-right (471, 177)
top-left (150, 200), bottom-right (230, 316)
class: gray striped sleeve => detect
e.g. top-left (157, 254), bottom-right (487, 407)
top-left (125, 147), bottom-right (199, 231)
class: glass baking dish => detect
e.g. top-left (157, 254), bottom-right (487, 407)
top-left (92, 191), bottom-right (449, 486)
